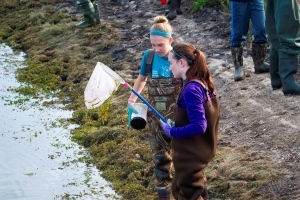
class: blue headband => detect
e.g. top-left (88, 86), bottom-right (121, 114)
top-left (150, 29), bottom-right (172, 38)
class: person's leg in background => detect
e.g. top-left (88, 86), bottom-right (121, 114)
top-left (76, 0), bottom-right (100, 28)
top-left (148, 117), bottom-right (172, 200)
top-left (250, 0), bottom-right (270, 74)
top-left (230, 1), bottom-right (250, 81)
top-left (266, 0), bottom-right (282, 89)
top-left (166, 0), bottom-right (182, 20)
top-left (91, 0), bottom-right (101, 24)
top-left (273, 0), bottom-right (300, 95)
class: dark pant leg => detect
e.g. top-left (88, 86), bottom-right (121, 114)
top-left (266, 0), bottom-right (279, 50)
top-left (269, 0), bottom-right (300, 94)
top-left (177, 169), bottom-right (205, 200)
top-left (275, 0), bottom-right (300, 54)
top-left (230, 1), bottom-right (251, 47)
top-left (250, 0), bottom-right (268, 43)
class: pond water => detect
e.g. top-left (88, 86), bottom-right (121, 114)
top-left (0, 44), bottom-right (120, 200)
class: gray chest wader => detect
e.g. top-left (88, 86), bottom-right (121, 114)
top-left (171, 80), bottom-right (220, 200)
top-left (145, 50), bottom-right (182, 187)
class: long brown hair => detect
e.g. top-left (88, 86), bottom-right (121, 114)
top-left (171, 42), bottom-right (215, 93)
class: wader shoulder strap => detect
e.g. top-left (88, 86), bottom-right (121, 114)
top-left (146, 49), bottom-right (155, 76)
top-left (185, 79), bottom-right (213, 107)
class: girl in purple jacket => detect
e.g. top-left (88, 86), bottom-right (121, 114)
top-left (161, 42), bottom-right (220, 200)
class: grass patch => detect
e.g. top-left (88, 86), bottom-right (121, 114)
top-left (193, 0), bottom-right (230, 11)
top-left (206, 147), bottom-right (280, 199)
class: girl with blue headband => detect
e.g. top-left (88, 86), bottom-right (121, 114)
top-left (127, 15), bottom-right (181, 200)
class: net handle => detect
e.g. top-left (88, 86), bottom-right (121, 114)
top-left (100, 62), bottom-right (167, 123)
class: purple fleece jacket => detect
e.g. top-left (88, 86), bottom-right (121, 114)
top-left (170, 82), bottom-right (208, 139)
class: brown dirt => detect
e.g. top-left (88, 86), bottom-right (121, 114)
top-left (77, 0), bottom-right (300, 199)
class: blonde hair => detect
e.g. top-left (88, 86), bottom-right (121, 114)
top-left (150, 15), bottom-right (172, 33)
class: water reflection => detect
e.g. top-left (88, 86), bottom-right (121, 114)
top-left (0, 44), bottom-right (120, 200)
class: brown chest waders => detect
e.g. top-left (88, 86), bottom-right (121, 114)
top-left (172, 80), bottom-right (220, 200)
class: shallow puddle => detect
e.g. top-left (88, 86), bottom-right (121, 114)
top-left (0, 44), bottom-right (120, 200)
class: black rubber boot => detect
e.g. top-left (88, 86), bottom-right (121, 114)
top-left (270, 47), bottom-right (282, 89)
top-left (176, 0), bottom-right (182, 14)
top-left (231, 46), bottom-right (245, 81)
top-left (252, 43), bottom-right (270, 74)
top-left (166, 0), bottom-right (178, 20)
top-left (278, 52), bottom-right (300, 95)
top-left (164, 0), bottom-right (182, 16)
